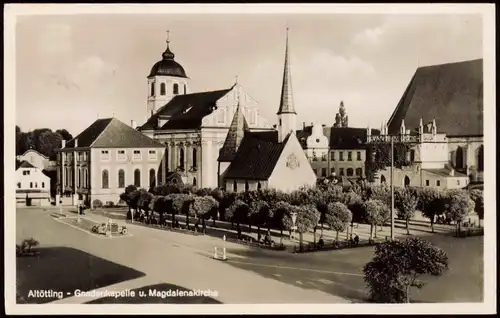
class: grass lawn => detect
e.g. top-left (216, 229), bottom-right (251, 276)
top-left (16, 246), bottom-right (145, 304)
top-left (86, 283), bottom-right (222, 304)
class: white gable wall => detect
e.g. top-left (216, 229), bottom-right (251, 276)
top-left (268, 133), bottom-right (317, 192)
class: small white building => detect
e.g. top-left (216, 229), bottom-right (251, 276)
top-left (16, 149), bottom-right (52, 170)
top-left (16, 161), bottom-right (51, 207)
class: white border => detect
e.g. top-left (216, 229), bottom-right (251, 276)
top-left (4, 3), bottom-right (496, 315)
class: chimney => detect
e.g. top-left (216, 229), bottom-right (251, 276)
top-left (61, 140), bottom-right (66, 148)
top-left (131, 120), bottom-right (137, 129)
top-left (74, 138), bottom-right (78, 148)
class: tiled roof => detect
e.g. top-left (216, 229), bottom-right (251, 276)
top-left (296, 126), bottom-right (380, 149)
top-left (224, 131), bottom-right (286, 180)
top-left (16, 160), bottom-right (36, 170)
top-left (387, 59), bottom-right (483, 137)
top-left (139, 87), bottom-right (233, 131)
top-left (65, 118), bottom-right (165, 149)
top-left (218, 103), bottom-right (249, 162)
top-left (423, 168), bottom-right (468, 178)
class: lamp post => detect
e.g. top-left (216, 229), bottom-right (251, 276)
top-left (291, 212), bottom-right (298, 239)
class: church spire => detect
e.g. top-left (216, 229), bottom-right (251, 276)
top-left (277, 27), bottom-right (296, 115)
top-left (218, 95), bottom-right (249, 162)
top-left (162, 30), bottom-right (175, 60)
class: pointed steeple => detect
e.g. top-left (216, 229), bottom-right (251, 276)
top-left (218, 94), bottom-right (249, 162)
top-left (277, 27), bottom-right (296, 115)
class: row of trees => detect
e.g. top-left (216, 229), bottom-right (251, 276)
top-left (119, 182), bottom-right (484, 248)
top-left (16, 126), bottom-right (73, 159)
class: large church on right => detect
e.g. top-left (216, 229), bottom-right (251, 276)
top-left (374, 58), bottom-right (484, 189)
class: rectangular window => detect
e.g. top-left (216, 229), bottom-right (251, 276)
top-left (321, 168), bottom-right (327, 177)
top-left (347, 151), bottom-right (352, 161)
top-left (133, 150), bottom-right (142, 160)
top-left (436, 180), bottom-right (441, 187)
top-left (425, 180), bottom-right (430, 186)
top-left (339, 168), bottom-right (344, 176)
top-left (331, 152), bottom-right (335, 161)
top-left (116, 150), bottom-right (126, 161)
top-left (321, 154), bottom-right (327, 161)
top-left (339, 152), bottom-right (344, 161)
top-left (357, 151), bottom-right (362, 161)
top-left (100, 150), bottom-right (110, 161)
top-left (148, 150), bottom-right (157, 160)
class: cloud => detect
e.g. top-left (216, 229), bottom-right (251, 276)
top-left (352, 26), bottom-right (385, 46)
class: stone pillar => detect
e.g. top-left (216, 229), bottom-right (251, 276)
top-left (171, 142), bottom-right (176, 171)
top-left (183, 144), bottom-right (188, 174)
top-left (161, 152), bottom-right (167, 185)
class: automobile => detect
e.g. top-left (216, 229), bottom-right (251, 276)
top-left (91, 222), bottom-right (128, 236)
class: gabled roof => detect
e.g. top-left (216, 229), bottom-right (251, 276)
top-left (139, 87), bottom-right (233, 131)
top-left (218, 103), bottom-right (249, 162)
top-left (224, 131), bottom-right (286, 181)
top-left (296, 126), bottom-right (380, 150)
top-left (16, 160), bottom-right (36, 170)
top-left (18, 149), bottom-right (49, 159)
top-left (64, 118), bottom-right (165, 149)
top-left (387, 59), bottom-right (483, 137)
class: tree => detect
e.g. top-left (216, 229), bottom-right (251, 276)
top-left (190, 195), bottom-right (219, 233)
top-left (394, 187), bottom-right (418, 235)
top-left (418, 187), bottom-right (446, 233)
top-left (284, 205), bottom-right (320, 251)
top-left (166, 193), bottom-right (193, 228)
top-left (363, 237), bottom-right (448, 303)
top-left (341, 190), bottom-right (365, 237)
top-left (445, 189), bottom-right (475, 237)
top-left (151, 196), bottom-right (169, 226)
top-left (249, 200), bottom-right (272, 239)
top-left (137, 189), bottom-right (154, 222)
top-left (120, 185), bottom-right (139, 220)
top-left (363, 199), bottom-right (386, 239)
top-left (470, 189), bottom-right (484, 227)
top-left (226, 200), bottom-right (250, 238)
top-left (325, 202), bottom-right (352, 241)
top-left (272, 201), bottom-right (293, 245)
top-left (55, 129), bottom-right (73, 141)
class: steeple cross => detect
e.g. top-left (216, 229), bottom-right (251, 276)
top-left (166, 30), bottom-right (170, 44)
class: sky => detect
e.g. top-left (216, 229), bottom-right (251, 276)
top-left (15, 12), bottom-right (483, 136)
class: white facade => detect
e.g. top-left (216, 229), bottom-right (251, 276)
top-left (16, 149), bottom-right (50, 170)
top-left (16, 164), bottom-right (51, 206)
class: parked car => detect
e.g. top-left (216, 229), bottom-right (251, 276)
top-left (91, 222), bottom-right (128, 235)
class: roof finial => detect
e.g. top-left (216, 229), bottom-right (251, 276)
top-left (162, 30), bottom-right (175, 60)
top-left (166, 30), bottom-right (170, 44)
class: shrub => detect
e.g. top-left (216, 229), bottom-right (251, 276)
top-left (105, 201), bottom-right (115, 208)
top-left (92, 199), bottom-right (103, 208)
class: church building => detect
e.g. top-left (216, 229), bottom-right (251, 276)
top-left (138, 32), bottom-right (275, 189)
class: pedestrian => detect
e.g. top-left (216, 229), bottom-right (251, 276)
top-left (318, 236), bottom-right (324, 249)
top-left (354, 234), bottom-right (360, 245)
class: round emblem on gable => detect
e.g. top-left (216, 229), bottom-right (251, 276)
top-left (286, 153), bottom-right (300, 170)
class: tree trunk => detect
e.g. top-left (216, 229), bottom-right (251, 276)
top-left (346, 225), bottom-right (349, 240)
top-left (430, 215), bottom-right (435, 233)
top-left (280, 228), bottom-right (283, 245)
top-left (370, 224), bottom-right (373, 239)
top-left (336, 230), bottom-right (339, 241)
top-left (212, 217), bottom-right (216, 227)
top-left (231, 220), bottom-right (234, 230)
top-left (458, 221), bottom-right (461, 237)
top-left (320, 223), bottom-right (324, 236)
top-left (406, 218), bottom-right (410, 235)
top-left (257, 225), bottom-right (261, 241)
top-left (186, 213), bottom-right (189, 229)
top-left (202, 218), bottom-right (206, 234)
top-left (249, 224), bottom-right (252, 233)
top-left (374, 224), bottom-right (378, 238)
top-left (406, 285), bottom-right (411, 303)
top-left (171, 213), bottom-right (175, 228)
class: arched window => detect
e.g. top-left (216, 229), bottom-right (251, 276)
top-left (245, 181), bottom-right (249, 192)
top-left (134, 169), bottom-right (141, 187)
top-left (35, 182), bottom-right (38, 188)
top-left (404, 176), bottom-right (410, 187)
top-left (150, 82), bottom-right (155, 96)
top-left (192, 148), bottom-right (197, 168)
top-left (346, 168), bottom-right (354, 176)
top-left (233, 180), bottom-right (237, 192)
top-left (30, 182), bottom-right (33, 188)
top-left (149, 168), bottom-right (156, 187)
top-left (179, 148), bottom-right (185, 170)
top-left (355, 168), bottom-right (363, 177)
top-left (183, 84), bottom-right (187, 94)
top-left (173, 83), bottom-right (179, 95)
top-left (380, 175), bottom-right (386, 184)
top-left (78, 168), bottom-right (81, 187)
top-left (160, 83), bottom-right (166, 96)
top-left (477, 145), bottom-right (484, 172)
top-left (193, 177), bottom-right (197, 187)
top-left (102, 170), bottom-right (109, 189)
top-left (42, 182), bottom-right (45, 188)
top-left (17, 182), bottom-right (21, 188)
top-left (455, 146), bottom-right (464, 169)
top-left (118, 169), bottom-right (125, 188)
top-left (257, 182), bottom-right (262, 191)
